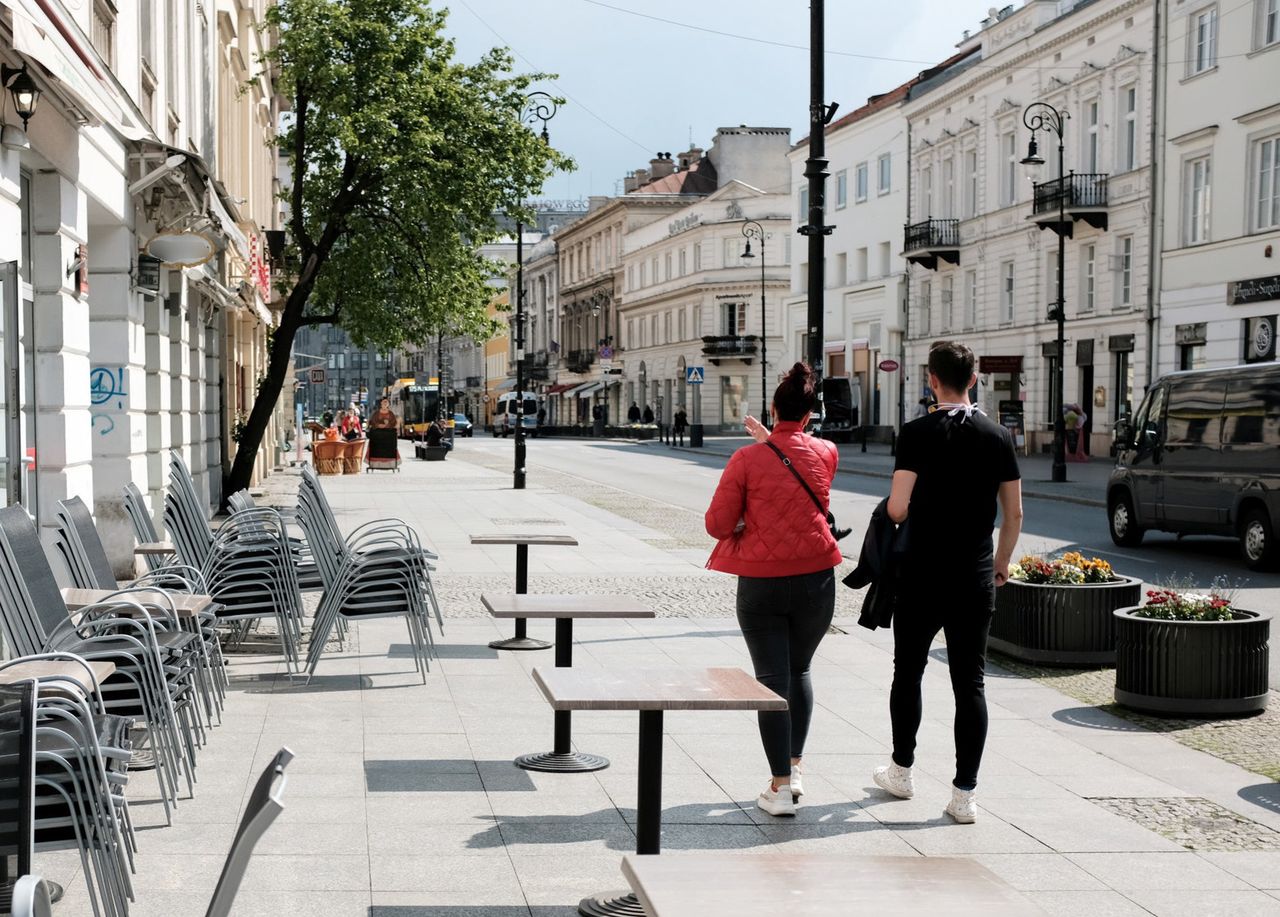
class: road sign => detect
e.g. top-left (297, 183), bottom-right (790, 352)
top-left (309, 368), bottom-right (325, 384)
top-left (685, 366), bottom-right (705, 385)
top-left (878, 359), bottom-right (900, 373)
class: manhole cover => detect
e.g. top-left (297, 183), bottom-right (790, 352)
top-left (490, 518), bottom-right (566, 526)
top-left (1091, 797), bottom-right (1280, 851)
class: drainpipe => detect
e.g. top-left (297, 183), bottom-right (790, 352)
top-left (1145, 0), bottom-right (1165, 390)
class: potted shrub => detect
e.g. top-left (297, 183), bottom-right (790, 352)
top-left (990, 552), bottom-right (1142, 665)
top-left (1114, 586), bottom-right (1271, 716)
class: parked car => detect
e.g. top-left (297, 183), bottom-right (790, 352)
top-left (1108, 362), bottom-right (1280, 570)
top-left (494, 391), bottom-right (538, 437)
top-left (809, 376), bottom-right (860, 442)
top-left (453, 413), bottom-right (473, 437)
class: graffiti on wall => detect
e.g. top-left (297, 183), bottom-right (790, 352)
top-left (90, 366), bottom-right (127, 436)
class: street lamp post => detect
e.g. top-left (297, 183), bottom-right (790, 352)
top-left (589, 276), bottom-right (615, 426)
top-left (740, 220), bottom-right (768, 422)
top-left (1021, 102), bottom-right (1070, 484)
top-left (513, 92), bottom-right (558, 491)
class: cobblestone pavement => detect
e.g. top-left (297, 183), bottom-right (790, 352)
top-left (1093, 797), bottom-right (1280, 851)
top-left (992, 652), bottom-right (1280, 781)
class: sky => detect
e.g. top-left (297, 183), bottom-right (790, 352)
top-left (442, 0), bottom-right (991, 201)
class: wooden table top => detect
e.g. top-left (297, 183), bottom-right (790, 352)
top-left (0, 660), bottom-right (116, 697)
top-left (482, 594), bottom-right (655, 620)
top-left (134, 541), bottom-right (175, 555)
top-left (621, 854), bottom-right (1043, 916)
top-left (61, 587), bottom-right (216, 619)
top-left (469, 533), bottom-right (580, 547)
top-left (532, 667), bottom-right (786, 712)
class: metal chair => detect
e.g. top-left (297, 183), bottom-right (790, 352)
top-left (121, 483), bottom-right (177, 575)
top-left (0, 679), bottom-right (36, 916)
top-left (10, 875), bottom-right (53, 917)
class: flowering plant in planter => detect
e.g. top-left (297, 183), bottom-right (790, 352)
top-left (1008, 551), bottom-right (1117, 585)
top-left (1132, 588), bottom-right (1236, 622)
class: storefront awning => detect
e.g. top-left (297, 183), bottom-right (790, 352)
top-left (575, 382), bottom-right (604, 398)
top-left (545, 383), bottom-right (577, 395)
top-left (495, 379), bottom-right (517, 391)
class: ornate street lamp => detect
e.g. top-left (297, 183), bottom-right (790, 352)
top-left (1021, 102), bottom-right (1070, 484)
top-left (740, 219), bottom-right (768, 423)
top-left (2, 64), bottom-right (40, 130)
top-left (512, 91), bottom-right (557, 491)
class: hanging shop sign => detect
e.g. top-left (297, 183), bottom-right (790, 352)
top-left (145, 231), bottom-right (215, 268)
top-left (878, 359), bottom-right (900, 372)
top-left (978, 355), bottom-right (1023, 374)
top-left (136, 254), bottom-right (162, 292)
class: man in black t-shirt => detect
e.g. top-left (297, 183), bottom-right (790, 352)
top-left (872, 341), bottom-right (1023, 825)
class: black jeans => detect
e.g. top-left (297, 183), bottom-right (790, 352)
top-left (889, 584), bottom-right (995, 791)
top-left (737, 569), bottom-right (836, 777)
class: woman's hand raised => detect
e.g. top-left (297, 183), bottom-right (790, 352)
top-left (744, 415), bottom-right (770, 444)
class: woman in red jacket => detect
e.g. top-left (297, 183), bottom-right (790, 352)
top-left (705, 362), bottom-right (842, 817)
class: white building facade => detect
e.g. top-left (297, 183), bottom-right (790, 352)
top-left (1154, 0), bottom-right (1280, 373)
top-left (903, 0), bottom-right (1155, 457)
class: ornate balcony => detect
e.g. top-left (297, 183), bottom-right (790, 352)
top-left (903, 218), bottom-right (960, 271)
top-left (702, 335), bottom-right (758, 365)
top-left (525, 351), bottom-right (551, 382)
top-left (1029, 173), bottom-right (1109, 236)
top-left (565, 349), bottom-right (595, 374)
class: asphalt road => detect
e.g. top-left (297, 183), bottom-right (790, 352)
top-left (461, 435), bottom-right (1280, 689)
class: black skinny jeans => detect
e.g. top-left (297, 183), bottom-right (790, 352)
top-left (889, 584), bottom-right (995, 791)
top-left (737, 569), bottom-right (836, 778)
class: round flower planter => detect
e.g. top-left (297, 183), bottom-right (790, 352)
top-left (989, 576), bottom-right (1142, 665)
top-left (1113, 607), bottom-right (1272, 716)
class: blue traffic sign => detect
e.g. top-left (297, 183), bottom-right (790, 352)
top-left (685, 366), bottom-right (705, 385)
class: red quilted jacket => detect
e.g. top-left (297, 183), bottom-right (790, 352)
top-left (705, 421), bottom-right (843, 577)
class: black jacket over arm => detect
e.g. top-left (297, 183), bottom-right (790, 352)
top-left (844, 498), bottom-right (910, 630)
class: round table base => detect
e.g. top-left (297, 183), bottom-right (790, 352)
top-left (515, 751), bottom-right (609, 773)
top-left (128, 725), bottom-right (158, 771)
top-left (578, 890), bottom-right (645, 917)
top-left (488, 636), bottom-right (552, 651)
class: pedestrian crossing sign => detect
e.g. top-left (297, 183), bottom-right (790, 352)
top-left (686, 366), bottom-right (705, 385)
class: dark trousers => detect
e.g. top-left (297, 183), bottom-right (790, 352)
top-left (672, 427), bottom-right (685, 446)
top-left (889, 584), bottom-right (994, 791)
top-left (737, 569), bottom-right (836, 777)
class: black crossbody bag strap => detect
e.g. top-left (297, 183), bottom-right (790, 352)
top-left (764, 441), bottom-right (828, 519)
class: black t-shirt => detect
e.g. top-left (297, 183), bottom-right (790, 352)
top-left (894, 408), bottom-right (1021, 584)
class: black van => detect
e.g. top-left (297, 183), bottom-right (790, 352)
top-left (1107, 362), bottom-right (1280, 570)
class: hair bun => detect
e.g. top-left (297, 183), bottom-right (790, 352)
top-left (783, 362), bottom-right (816, 397)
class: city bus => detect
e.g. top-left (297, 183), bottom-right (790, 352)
top-left (386, 379), bottom-right (441, 438)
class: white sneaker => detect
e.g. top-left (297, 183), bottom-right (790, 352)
top-left (757, 782), bottom-right (796, 817)
top-left (790, 763), bottom-right (804, 801)
top-left (946, 786), bottom-right (978, 824)
top-left (872, 762), bottom-right (915, 799)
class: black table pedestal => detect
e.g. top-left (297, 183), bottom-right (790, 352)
top-left (517, 618), bottom-right (609, 773)
top-left (489, 544), bottom-right (551, 651)
top-left (578, 710), bottom-right (662, 916)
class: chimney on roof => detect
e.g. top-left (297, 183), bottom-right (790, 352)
top-left (678, 146), bottom-right (704, 171)
top-left (650, 153), bottom-right (676, 180)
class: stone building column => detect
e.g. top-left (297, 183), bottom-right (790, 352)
top-left (168, 279), bottom-right (194, 495)
top-left (31, 170), bottom-right (92, 539)
top-left (204, 307), bottom-right (223, 508)
top-left (144, 278), bottom-right (173, 527)
top-left (87, 223), bottom-right (148, 574)
top-left (186, 296), bottom-right (209, 509)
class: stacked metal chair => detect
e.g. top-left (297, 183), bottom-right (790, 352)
top-left (52, 497), bottom-right (227, 729)
top-left (293, 466), bottom-right (439, 680)
top-left (226, 490), bottom-right (324, 592)
top-left (120, 483), bottom-right (177, 576)
top-left (0, 507), bottom-right (193, 823)
top-left (163, 453), bottom-right (305, 670)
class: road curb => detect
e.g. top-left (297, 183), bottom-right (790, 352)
top-left (663, 442), bottom-right (1106, 510)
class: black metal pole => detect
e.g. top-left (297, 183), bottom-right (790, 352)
top-left (635, 710), bottom-right (664, 855)
top-left (514, 220), bottom-right (526, 489)
top-left (1053, 153), bottom-right (1068, 483)
top-left (804, 0), bottom-right (830, 408)
top-left (760, 237), bottom-right (768, 422)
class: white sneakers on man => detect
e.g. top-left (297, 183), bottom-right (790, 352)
top-left (946, 786), bottom-right (978, 824)
top-left (756, 782), bottom-right (796, 817)
top-left (789, 763), bottom-right (804, 801)
top-left (872, 762), bottom-right (915, 799)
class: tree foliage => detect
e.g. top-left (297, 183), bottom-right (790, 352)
top-left (224, 0), bottom-right (568, 498)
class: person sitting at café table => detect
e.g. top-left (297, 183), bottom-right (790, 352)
top-left (341, 408), bottom-right (364, 441)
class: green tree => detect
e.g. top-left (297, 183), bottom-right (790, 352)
top-left (226, 0), bottom-right (568, 500)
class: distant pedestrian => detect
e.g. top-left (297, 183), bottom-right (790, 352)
top-left (627, 401), bottom-right (641, 423)
top-left (704, 362), bottom-right (842, 818)
top-left (642, 404), bottom-right (655, 424)
top-left (914, 396), bottom-right (930, 419)
top-left (874, 340), bottom-right (1023, 824)
top-left (673, 408), bottom-right (688, 447)
top-left (537, 406), bottom-right (547, 426)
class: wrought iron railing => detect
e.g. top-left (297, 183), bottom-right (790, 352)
top-left (565, 349), bottom-right (595, 374)
top-left (701, 335), bottom-right (759, 357)
top-left (903, 218), bottom-right (960, 252)
top-left (1032, 173), bottom-right (1109, 215)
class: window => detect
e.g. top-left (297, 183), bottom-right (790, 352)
top-left (1191, 6), bottom-right (1218, 75)
top-left (964, 149), bottom-right (978, 217)
top-left (964, 269), bottom-right (977, 329)
top-left (1253, 135), bottom-right (1280, 231)
top-left (627, 265), bottom-right (634, 290)
top-left (920, 166), bottom-right (932, 216)
top-left (1001, 130), bottom-right (1018, 206)
top-left (1001, 261), bottom-right (1015, 323)
top-left (855, 247), bottom-right (868, 282)
top-left (1084, 99), bottom-right (1099, 173)
top-left (723, 302), bottom-right (747, 336)
top-left (678, 248), bottom-right (687, 276)
top-left (836, 253), bottom-right (848, 287)
top-left (678, 309), bottom-right (686, 341)
top-left (1166, 379), bottom-right (1223, 445)
top-left (877, 154), bottom-right (891, 194)
top-left (920, 280), bottom-right (932, 335)
top-left (1120, 85), bottom-right (1138, 172)
top-left (1117, 236), bottom-right (1133, 307)
top-left (1179, 343), bottom-right (1206, 372)
top-left (663, 312), bottom-right (672, 344)
top-left (626, 320), bottom-right (634, 348)
top-left (799, 188), bottom-right (809, 221)
top-left (92, 0), bottom-right (116, 67)
top-left (1081, 244), bottom-right (1095, 313)
top-left (878, 241), bottom-right (891, 277)
top-left (855, 162), bottom-right (868, 202)
top-left (1259, 0), bottom-right (1279, 48)
top-left (835, 170), bottom-right (848, 209)
top-left (1185, 155), bottom-right (1212, 244)
top-left (693, 243), bottom-right (702, 272)
top-left (639, 262), bottom-right (646, 286)
top-left (651, 258), bottom-right (659, 283)
top-left (664, 253), bottom-right (671, 281)
top-left (941, 158), bottom-right (955, 218)
top-left (723, 239), bottom-right (738, 267)
top-left (140, 0), bottom-right (154, 64)
top-left (942, 276), bottom-right (954, 331)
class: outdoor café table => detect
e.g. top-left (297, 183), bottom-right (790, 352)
top-left (469, 532), bottom-right (579, 651)
top-left (482, 593), bottom-right (654, 772)
top-left (619, 853), bottom-right (1044, 917)
top-left (530, 665), bottom-right (786, 917)
top-left (61, 587), bottom-right (217, 620)
top-left (0, 659), bottom-right (116, 699)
